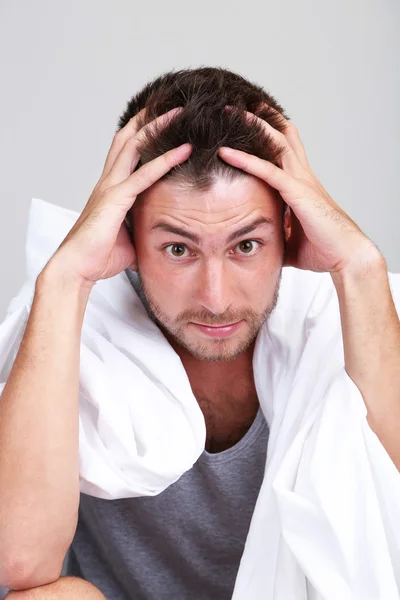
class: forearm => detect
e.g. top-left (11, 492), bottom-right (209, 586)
top-left (0, 263), bottom-right (93, 588)
top-left (331, 254), bottom-right (400, 471)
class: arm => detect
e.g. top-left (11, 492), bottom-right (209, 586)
top-left (0, 263), bottom-right (93, 590)
top-left (0, 106), bottom-right (191, 591)
top-left (216, 106), bottom-right (400, 470)
top-left (331, 253), bottom-right (400, 471)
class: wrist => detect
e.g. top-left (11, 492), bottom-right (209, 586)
top-left (331, 248), bottom-right (386, 289)
top-left (37, 257), bottom-right (95, 301)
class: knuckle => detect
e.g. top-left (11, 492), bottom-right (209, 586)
top-left (125, 133), bottom-right (140, 149)
top-left (135, 157), bottom-right (163, 183)
top-left (131, 166), bottom-right (147, 186)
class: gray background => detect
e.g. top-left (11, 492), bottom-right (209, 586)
top-left (0, 2), bottom-right (399, 595)
top-left (0, 0), bottom-right (399, 322)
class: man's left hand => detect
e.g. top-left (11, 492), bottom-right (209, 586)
top-left (217, 104), bottom-right (381, 275)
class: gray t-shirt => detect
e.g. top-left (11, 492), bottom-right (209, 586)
top-left (64, 270), bottom-right (270, 599)
top-left (65, 406), bottom-right (269, 600)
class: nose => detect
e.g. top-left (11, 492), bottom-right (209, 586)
top-left (197, 259), bottom-right (232, 316)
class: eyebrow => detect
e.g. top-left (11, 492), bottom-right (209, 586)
top-left (150, 216), bottom-right (274, 245)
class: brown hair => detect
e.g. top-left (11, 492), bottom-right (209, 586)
top-left (117, 66), bottom-right (289, 221)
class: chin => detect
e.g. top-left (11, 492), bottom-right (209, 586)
top-left (180, 333), bottom-right (255, 362)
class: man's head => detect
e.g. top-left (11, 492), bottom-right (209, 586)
top-left (117, 67), bottom-right (291, 361)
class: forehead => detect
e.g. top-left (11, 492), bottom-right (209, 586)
top-left (133, 175), bottom-right (281, 229)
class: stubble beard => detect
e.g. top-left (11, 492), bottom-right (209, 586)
top-left (135, 268), bottom-right (283, 362)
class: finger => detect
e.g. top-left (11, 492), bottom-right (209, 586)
top-left (117, 143), bottom-right (193, 203)
top-left (101, 106), bottom-right (183, 180)
top-left (103, 107), bottom-right (185, 188)
top-left (217, 147), bottom-right (300, 201)
top-left (256, 102), bottom-right (310, 168)
top-left (282, 123), bottom-right (310, 168)
top-left (236, 107), bottom-right (305, 176)
top-left (101, 107), bottom-right (147, 179)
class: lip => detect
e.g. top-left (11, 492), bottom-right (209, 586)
top-left (193, 322), bottom-right (237, 328)
top-left (190, 320), bottom-right (243, 338)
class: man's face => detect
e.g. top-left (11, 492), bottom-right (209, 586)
top-left (131, 175), bottom-right (289, 362)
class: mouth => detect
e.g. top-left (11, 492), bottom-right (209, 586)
top-left (189, 320), bottom-right (243, 338)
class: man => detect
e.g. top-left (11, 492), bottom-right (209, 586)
top-left (1, 67), bottom-right (399, 600)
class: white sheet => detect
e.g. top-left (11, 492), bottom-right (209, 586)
top-left (1, 197), bottom-right (399, 599)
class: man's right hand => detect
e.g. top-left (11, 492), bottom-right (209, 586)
top-left (45, 106), bottom-right (191, 289)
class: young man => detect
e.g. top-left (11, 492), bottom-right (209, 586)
top-left (1, 67), bottom-right (399, 600)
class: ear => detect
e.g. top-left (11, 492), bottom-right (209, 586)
top-left (283, 204), bottom-right (292, 242)
top-left (124, 214), bottom-right (138, 271)
top-left (127, 255), bottom-right (138, 271)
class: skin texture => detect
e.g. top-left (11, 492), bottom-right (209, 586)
top-left (131, 174), bottom-right (290, 361)
top-left (130, 174), bottom-right (291, 451)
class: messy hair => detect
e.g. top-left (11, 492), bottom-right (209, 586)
top-left (117, 66), bottom-right (289, 222)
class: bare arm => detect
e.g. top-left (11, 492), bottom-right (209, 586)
top-left (331, 255), bottom-right (400, 471)
top-left (0, 104), bottom-right (190, 591)
top-left (0, 264), bottom-right (93, 590)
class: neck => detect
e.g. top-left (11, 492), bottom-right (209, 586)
top-left (163, 335), bottom-right (260, 453)
top-left (166, 335), bottom-right (257, 401)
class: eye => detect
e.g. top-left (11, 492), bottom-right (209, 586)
top-left (235, 240), bottom-right (261, 255)
top-left (164, 243), bottom-right (190, 259)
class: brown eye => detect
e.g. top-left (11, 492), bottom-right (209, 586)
top-left (165, 244), bottom-right (189, 258)
top-left (237, 240), bottom-right (259, 255)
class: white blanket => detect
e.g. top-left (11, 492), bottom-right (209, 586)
top-left (1, 197), bottom-right (400, 600)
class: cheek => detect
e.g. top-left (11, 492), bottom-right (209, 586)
top-left (139, 254), bottom-right (190, 315)
top-left (239, 256), bottom-right (282, 303)
top-left (242, 268), bottom-right (276, 300)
